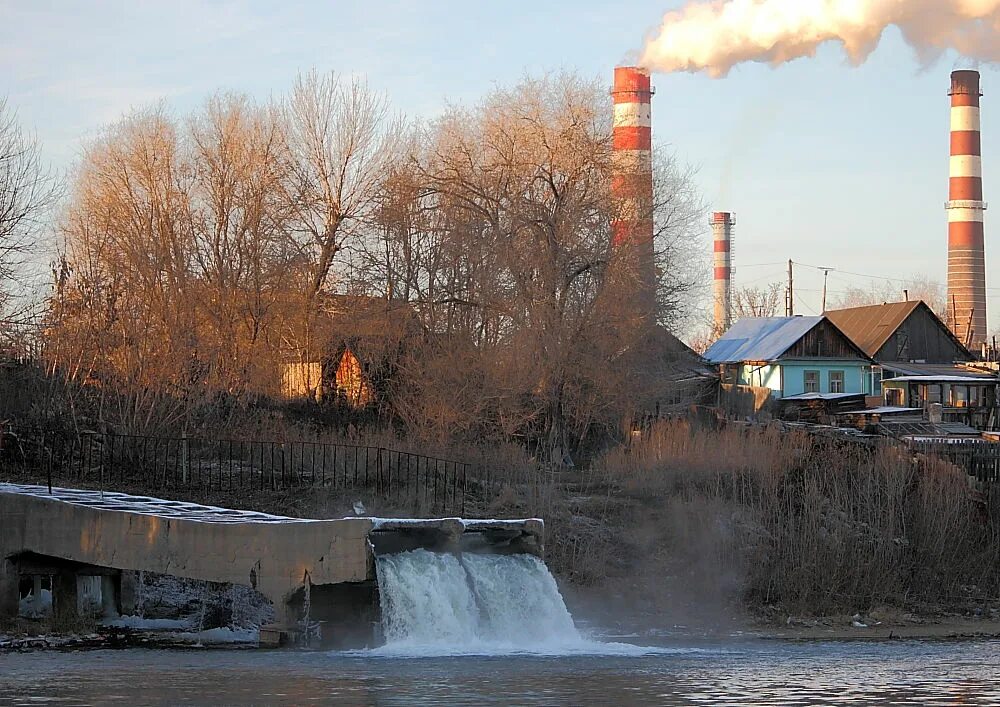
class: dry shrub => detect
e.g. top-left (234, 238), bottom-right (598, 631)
top-left (592, 420), bottom-right (1000, 615)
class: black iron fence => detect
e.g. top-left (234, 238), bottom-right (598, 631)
top-left (0, 429), bottom-right (490, 514)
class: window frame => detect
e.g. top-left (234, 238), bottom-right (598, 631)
top-left (803, 369), bottom-right (820, 394)
top-left (829, 370), bottom-right (845, 394)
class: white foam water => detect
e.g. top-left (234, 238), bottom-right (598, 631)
top-left (372, 549), bottom-right (668, 657)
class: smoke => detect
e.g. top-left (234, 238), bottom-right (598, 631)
top-left (640, 0), bottom-right (1000, 77)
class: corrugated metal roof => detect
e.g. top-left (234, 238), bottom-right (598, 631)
top-left (704, 316), bottom-right (824, 363)
top-left (782, 392), bottom-right (863, 400)
top-left (885, 375), bottom-right (993, 383)
top-left (882, 362), bottom-right (997, 379)
top-left (824, 301), bottom-right (920, 357)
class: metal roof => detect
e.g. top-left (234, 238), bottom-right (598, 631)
top-left (824, 301), bottom-right (920, 357)
top-left (884, 375), bottom-right (994, 383)
top-left (782, 392), bottom-right (863, 401)
top-left (703, 316), bottom-right (825, 364)
top-left (882, 361), bottom-right (996, 379)
top-left (825, 300), bottom-right (971, 360)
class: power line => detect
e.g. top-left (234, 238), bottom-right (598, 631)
top-left (794, 293), bottom-right (818, 315)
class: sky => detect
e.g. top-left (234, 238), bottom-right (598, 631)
top-left (2, 0), bottom-right (998, 335)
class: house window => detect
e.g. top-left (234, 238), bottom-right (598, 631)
top-left (804, 370), bottom-right (820, 393)
top-left (829, 370), bottom-right (845, 394)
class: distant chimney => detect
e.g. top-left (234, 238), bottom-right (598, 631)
top-left (611, 66), bottom-right (656, 310)
top-left (947, 70), bottom-right (988, 351)
top-left (711, 212), bottom-right (735, 334)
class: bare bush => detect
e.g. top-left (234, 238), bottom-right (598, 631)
top-left (589, 420), bottom-right (1000, 615)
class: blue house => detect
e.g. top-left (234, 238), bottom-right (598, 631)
top-left (704, 316), bottom-right (874, 399)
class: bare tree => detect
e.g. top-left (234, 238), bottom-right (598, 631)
top-left (375, 73), bottom-right (706, 457)
top-left (283, 71), bottom-right (404, 303)
top-left (188, 93), bottom-right (295, 396)
top-left (828, 275), bottom-right (946, 319)
top-left (733, 282), bottom-right (784, 319)
top-left (0, 99), bottom-right (57, 326)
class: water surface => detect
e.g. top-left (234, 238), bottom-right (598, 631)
top-left (2, 639), bottom-right (999, 705)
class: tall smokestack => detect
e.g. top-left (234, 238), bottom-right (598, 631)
top-left (611, 66), bottom-right (656, 308)
top-left (947, 69), bottom-right (988, 351)
top-left (712, 212), bottom-right (735, 334)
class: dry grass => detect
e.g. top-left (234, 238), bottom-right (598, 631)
top-left (584, 420), bottom-right (1000, 616)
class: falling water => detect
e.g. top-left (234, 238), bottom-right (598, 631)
top-left (375, 549), bottom-right (583, 652)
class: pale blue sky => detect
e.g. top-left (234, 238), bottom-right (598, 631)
top-left (2, 1), bottom-right (998, 332)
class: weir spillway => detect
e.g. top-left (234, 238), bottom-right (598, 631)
top-left (0, 483), bottom-right (546, 647)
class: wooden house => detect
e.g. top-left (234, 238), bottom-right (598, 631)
top-left (825, 300), bottom-right (998, 430)
top-left (704, 316), bottom-right (874, 399)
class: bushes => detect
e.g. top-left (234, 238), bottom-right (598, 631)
top-left (590, 420), bottom-right (1000, 615)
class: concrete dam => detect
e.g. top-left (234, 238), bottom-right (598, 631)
top-left (0, 483), bottom-right (555, 648)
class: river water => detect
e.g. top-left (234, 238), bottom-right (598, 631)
top-left (2, 639), bottom-right (1000, 705)
top-left (4, 551), bottom-right (999, 704)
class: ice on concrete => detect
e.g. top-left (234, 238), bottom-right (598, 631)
top-left (367, 517), bottom-right (544, 530)
top-left (18, 589), bottom-right (51, 618)
top-left (0, 483), bottom-right (319, 524)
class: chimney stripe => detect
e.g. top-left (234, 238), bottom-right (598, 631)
top-left (613, 127), bottom-right (652, 151)
top-left (951, 131), bottom-right (982, 154)
top-left (950, 155), bottom-right (983, 177)
top-left (949, 221), bottom-right (986, 247)
top-left (950, 107), bottom-right (982, 132)
top-left (948, 207), bottom-right (986, 223)
top-left (613, 103), bottom-right (652, 127)
top-left (951, 92), bottom-right (981, 108)
top-left (949, 177), bottom-right (984, 200)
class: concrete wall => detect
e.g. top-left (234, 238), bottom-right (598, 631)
top-left (0, 490), bottom-right (373, 625)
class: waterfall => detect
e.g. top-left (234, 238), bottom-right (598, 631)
top-left (375, 549), bottom-right (583, 652)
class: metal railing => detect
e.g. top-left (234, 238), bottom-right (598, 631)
top-left (0, 430), bottom-right (489, 515)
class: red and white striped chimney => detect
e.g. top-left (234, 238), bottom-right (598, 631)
top-left (611, 66), bottom-right (656, 304)
top-left (712, 212), bottom-right (735, 334)
top-left (947, 69), bottom-right (988, 351)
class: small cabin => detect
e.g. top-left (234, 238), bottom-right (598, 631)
top-left (281, 296), bottom-right (419, 407)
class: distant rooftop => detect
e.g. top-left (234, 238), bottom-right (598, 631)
top-left (824, 301), bottom-right (921, 358)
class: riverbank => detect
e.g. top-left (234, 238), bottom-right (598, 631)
top-left (755, 614), bottom-right (1000, 641)
top-left (5, 420), bottom-right (1000, 631)
top-left (6, 615), bottom-right (1000, 655)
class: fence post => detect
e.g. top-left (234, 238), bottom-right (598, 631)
top-left (181, 432), bottom-right (189, 486)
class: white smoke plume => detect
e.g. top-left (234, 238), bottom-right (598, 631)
top-left (640, 0), bottom-right (1000, 77)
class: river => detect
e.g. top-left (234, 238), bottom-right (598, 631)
top-left (2, 638), bottom-right (1000, 705)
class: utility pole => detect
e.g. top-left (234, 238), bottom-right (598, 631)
top-left (786, 259), bottom-right (794, 316)
top-left (820, 267), bottom-right (833, 313)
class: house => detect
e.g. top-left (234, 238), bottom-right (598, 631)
top-left (703, 316), bottom-right (874, 399)
top-left (824, 300), bottom-right (998, 430)
top-left (281, 296), bottom-right (421, 406)
top-left (824, 300), bottom-right (975, 394)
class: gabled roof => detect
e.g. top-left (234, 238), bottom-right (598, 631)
top-left (824, 300), bottom-right (970, 360)
top-left (704, 316), bottom-right (824, 364)
top-left (824, 300), bottom-right (919, 357)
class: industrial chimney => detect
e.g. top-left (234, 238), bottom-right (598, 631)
top-left (947, 69), bottom-right (988, 351)
top-left (711, 212), bottom-right (735, 335)
top-left (611, 66), bottom-right (656, 309)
